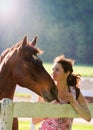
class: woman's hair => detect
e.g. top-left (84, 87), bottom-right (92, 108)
top-left (54, 55), bottom-right (81, 87)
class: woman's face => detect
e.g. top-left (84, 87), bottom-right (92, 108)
top-left (51, 62), bottom-right (68, 82)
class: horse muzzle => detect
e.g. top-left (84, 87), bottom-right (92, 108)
top-left (42, 86), bottom-right (58, 102)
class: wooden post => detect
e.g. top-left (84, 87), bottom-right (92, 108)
top-left (0, 98), bottom-right (93, 130)
top-left (0, 98), bottom-right (13, 130)
top-left (30, 92), bottom-right (38, 130)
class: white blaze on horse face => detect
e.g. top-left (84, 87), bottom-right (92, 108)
top-left (32, 55), bottom-right (38, 60)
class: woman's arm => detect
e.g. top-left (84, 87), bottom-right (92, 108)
top-left (70, 92), bottom-right (91, 122)
top-left (32, 117), bottom-right (45, 125)
top-left (32, 96), bottom-right (46, 125)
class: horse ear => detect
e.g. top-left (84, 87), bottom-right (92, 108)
top-left (22, 36), bottom-right (27, 47)
top-left (30, 36), bottom-right (37, 46)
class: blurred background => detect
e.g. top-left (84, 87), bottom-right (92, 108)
top-left (0, 1), bottom-right (93, 129)
top-left (0, 0), bottom-right (93, 65)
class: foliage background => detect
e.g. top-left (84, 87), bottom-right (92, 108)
top-left (0, 0), bottom-right (93, 65)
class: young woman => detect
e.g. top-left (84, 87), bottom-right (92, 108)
top-left (32, 55), bottom-right (91, 130)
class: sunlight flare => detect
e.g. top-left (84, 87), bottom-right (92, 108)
top-left (0, 0), bottom-right (17, 18)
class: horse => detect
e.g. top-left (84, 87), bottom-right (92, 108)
top-left (0, 36), bottom-right (58, 130)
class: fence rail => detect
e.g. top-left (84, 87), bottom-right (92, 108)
top-left (0, 98), bottom-right (93, 130)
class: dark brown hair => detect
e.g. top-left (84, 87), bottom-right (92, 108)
top-left (54, 55), bottom-right (81, 87)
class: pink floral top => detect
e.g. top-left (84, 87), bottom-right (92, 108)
top-left (39, 86), bottom-right (76, 130)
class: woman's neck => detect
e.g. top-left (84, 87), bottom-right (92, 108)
top-left (56, 80), bottom-right (69, 92)
top-left (56, 80), bottom-right (69, 100)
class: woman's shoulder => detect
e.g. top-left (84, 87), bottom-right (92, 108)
top-left (70, 86), bottom-right (80, 100)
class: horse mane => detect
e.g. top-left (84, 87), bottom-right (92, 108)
top-left (0, 38), bottom-right (43, 64)
top-left (0, 41), bottom-right (22, 64)
top-left (0, 48), bottom-right (10, 64)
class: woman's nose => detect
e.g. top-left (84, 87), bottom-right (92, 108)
top-left (52, 70), bottom-right (56, 76)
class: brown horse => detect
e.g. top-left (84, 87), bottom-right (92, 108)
top-left (0, 36), bottom-right (58, 130)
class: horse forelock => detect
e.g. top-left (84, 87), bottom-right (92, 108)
top-left (19, 43), bottom-right (43, 57)
top-left (28, 45), bottom-right (43, 55)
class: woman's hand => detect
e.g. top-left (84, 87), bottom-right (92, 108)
top-left (62, 92), bottom-right (75, 104)
top-left (63, 92), bottom-right (91, 122)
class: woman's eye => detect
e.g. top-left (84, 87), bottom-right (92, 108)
top-left (53, 68), bottom-right (58, 72)
top-left (56, 68), bottom-right (59, 71)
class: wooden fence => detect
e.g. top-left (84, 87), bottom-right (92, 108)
top-left (0, 98), bottom-right (93, 130)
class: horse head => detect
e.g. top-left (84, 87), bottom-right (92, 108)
top-left (9, 36), bottom-right (58, 102)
